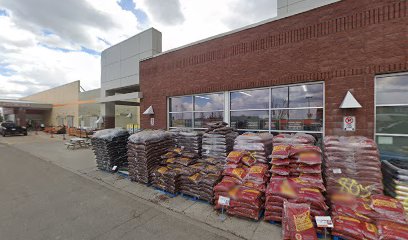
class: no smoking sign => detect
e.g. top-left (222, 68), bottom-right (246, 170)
top-left (343, 116), bottom-right (355, 131)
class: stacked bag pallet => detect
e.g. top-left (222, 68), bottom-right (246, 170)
top-left (170, 128), bottom-right (203, 156)
top-left (127, 130), bottom-right (173, 184)
top-left (329, 193), bottom-right (408, 240)
top-left (202, 122), bottom-right (238, 163)
top-left (382, 159), bottom-right (408, 214)
top-left (214, 132), bottom-right (273, 220)
top-left (323, 136), bottom-right (383, 196)
top-left (324, 136), bottom-right (408, 240)
top-left (265, 133), bottom-right (328, 227)
top-left (91, 128), bottom-right (130, 171)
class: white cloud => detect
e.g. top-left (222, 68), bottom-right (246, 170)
top-left (0, 0), bottom-right (277, 99)
top-left (137, 0), bottom-right (277, 50)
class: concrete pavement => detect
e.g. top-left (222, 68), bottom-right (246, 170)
top-left (0, 142), bottom-right (241, 240)
top-left (0, 132), bottom-right (282, 240)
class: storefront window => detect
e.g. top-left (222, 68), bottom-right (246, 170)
top-left (194, 112), bottom-right (224, 128)
top-left (168, 83), bottom-right (324, 137)
top-left (289, 84), bottom-right (323, 108)
top-left (230, 110), bottom-right (269, 130)
top-left (194, 94), bottom-right (224, 111)
top-left (169, 93), bottom-right (224, 129)
top-left (230, 89), bottom-right (269, 110)
top-left (375, 73), bottom-right (408, 160)
top-left (169, 96), bottom-right (193, 112)
top-left (169, 113), bottom-right (192, 128)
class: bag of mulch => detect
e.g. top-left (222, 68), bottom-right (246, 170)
top-left (241, 154), bottom-right (257, 167)
top-left (370, 195), bottom-right (407, 223)
top-left (270, 165), bottom-right (291, 176)
top-left (271, 158), bottom-right (290, 166)
top-left (271, 144), bottom-right (291, 159)
top-left (288, 178), bottom-right (326, 192)
top-left (332, 216), bottom-right (364, 240)
top-left (298, 164), bottom-right (322, 174)
top-left (290, 145), bottom-right (321, 156)
top-left (266, 178), bottom-right (297, 199)
top-left (245, 164), bottom-right (268, 183)
top-left (377, 220), bottom-right (408, 240)
top-left (361, 222), bottom-right (379, 240)
top-left (290, 188), bottom-right (328, 211)
top-left (226, 151), bottom-right (246, 164)
top-left (296, 152), bottom-right (322, 165)
top-left (283, 201), bottom-right (317, 240)
top-left (223, 167), bottom-right (247, 181)
top-left (242, 180), bottom-right (266, 192)
top-left (213, 178), bottom-right (237, 192)
top-left (229, 187), bottom-right (262, 206)
top-left (299, 173), bottom-right (323, 183)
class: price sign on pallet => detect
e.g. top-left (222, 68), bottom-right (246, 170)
top-left (218, 196), bottom-right (230, 206)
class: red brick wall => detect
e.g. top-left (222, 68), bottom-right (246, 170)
top-left (140, 0), bottom-right (408, 138)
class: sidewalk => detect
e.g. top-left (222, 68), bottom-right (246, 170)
top-left (0, 132), bottom-right (282, 240)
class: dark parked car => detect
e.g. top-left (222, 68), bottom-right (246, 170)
top-left (0, 122), bottom-right (27, 137)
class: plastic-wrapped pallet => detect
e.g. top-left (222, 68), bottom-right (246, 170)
top-left (127, 130), bottom-right (173, 184)
top-left (91, 128), bottom-right (130, 171)
top-left (233, 132), bottom-right (273, 163)
top-left (265, 133), bottom-right (326, 222)
top-left (382, 159), bottom-right (408, 214)
top-left (170, 128), bottom-right (203, 156)
top-left (214, 151), bottom-right (269, 220)
top-left (323, 136), bottom-right (383, 197)
top-left (202, 122), bottom-right (238, 163)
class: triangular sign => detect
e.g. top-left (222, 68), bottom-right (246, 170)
top-left (340, 91), bottom-right (362, 109)
top-left (143, 105), bottom-right (154, 115)
top-left (95, 116), bottom-right (104, 124)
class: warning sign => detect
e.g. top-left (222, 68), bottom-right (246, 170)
top-left (343, 116), bottom-right (355, 131)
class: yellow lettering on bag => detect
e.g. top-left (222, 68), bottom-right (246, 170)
top-left (293, 211), bottom-right (313, 232)
top-left (249, 166), bottom-right (263, 174)
top-left (365, 223), bottom-right (377, 233)
top-left (373, 199), bottom-right (397, 208)
top-left (339, 216), bottom-right (361, 223)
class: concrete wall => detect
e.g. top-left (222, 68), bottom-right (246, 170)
top-left (140, 0), bottom-right (408, 138)
top-left (78, 89), bottom-right (100, 128)
top-left (100, 28), bottom-right (162, 96)
top-left (21, 81), bottom-right (80, 127)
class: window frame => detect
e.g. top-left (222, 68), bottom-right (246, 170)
top-left (374, 73), bottom-right (408, 154)
top-left (167, 81), bottom-right (325, 136)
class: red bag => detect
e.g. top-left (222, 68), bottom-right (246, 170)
top-left (299, 173), bottom-right (323, 183)
top-left (229, 199), bottom-right (262, 210)
top-left (283, 201), bottom-right (317, 240)
top-left (246, 164), bottom-right (268, 183)
top-left (235, 188), bottom-right (263, 205)
top-left (242, 180), bottom-right (266, 192)
top-left (266, 178), bottom-right (297, 199)
top-left (270, 165), bottom-right (290, 176)
top-left (332, 216), bottom-right (364, 240)
top-left (226, 151), bottom-right (246, 164)
top-left (361, 222), bottom-right (379, 240)
top-left (297, 152), bottom-right (322, 165)
top-left (288, 178), bottom-right (326, 192)
top-left (297, 164), bottom-right (321, 174)
top-left (241, 154), bottom-right (256, 166)
top-left (290, 188), bottom-right (328, 211)
top-left (213, 178), bottom-right (237, 192)
top-left (271, 158), bottom-right (290, 166)
top-left (377, 220), bottom-right (408, 240)
top-left (223, 167), bottom-right (247, 181)
top-left (370, 195), bottom-right (407, 223)
top-left (290, 145), bottom-right (321, 156)
top-left (272, 144), bottom-right (291, 159)
top-left (331, 204), bottom-right (373, 223)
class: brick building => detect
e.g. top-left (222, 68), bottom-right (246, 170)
top-left (139, 0), bottom-right (408, 158)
